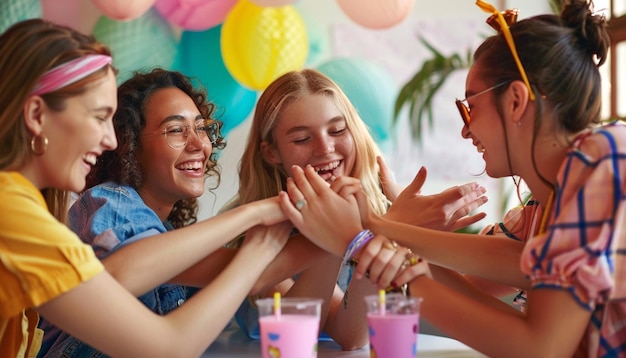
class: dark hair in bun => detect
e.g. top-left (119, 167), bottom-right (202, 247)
top-left (473, 0), bottom-right (610, 132)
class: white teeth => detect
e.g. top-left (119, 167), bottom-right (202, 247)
top-left (313, 160), bottom-right (340, 173)
top-left (177, 161), bottom-right (203, 170)
top-left (83, 154), bottom-right (97, 166)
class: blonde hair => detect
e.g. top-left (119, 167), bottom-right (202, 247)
top-left (233, 69), bottom-right (388, 216)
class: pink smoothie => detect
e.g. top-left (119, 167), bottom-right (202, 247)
top-left (367, 313), bottom-right (419, 358)
top-left (259, 314), bottom-right (320, 358)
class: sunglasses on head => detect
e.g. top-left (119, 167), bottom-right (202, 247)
top-left (457, 0), bottom-right (536, 128)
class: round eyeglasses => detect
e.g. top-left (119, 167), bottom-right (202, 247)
top-left (143, 120), bottom-right (219, 149)
top-left (455, 81), bottom-right (509, 127)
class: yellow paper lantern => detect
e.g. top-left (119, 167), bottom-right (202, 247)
top-left (221, 0), bottom-right (308, 90)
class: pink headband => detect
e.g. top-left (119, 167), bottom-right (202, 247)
top-left (31, 54), bottom-right (113, 95)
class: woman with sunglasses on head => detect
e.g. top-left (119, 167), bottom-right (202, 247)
top-left (223, 68), bottom-right (491, 350)
top-left (282, 0), bottom-right (626, 356)
top-left (1, 20), bottom-right (290, 357)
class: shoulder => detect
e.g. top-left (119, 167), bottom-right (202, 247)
top-left (71, 182), bottom-right (144, 216)
top-left (571, 122), bottom-right (626, 160)
top-left (68, 182), bottom-right (165, 247)
top-left (82, 182), bottom-right (141, 201)
top-left (0, 172), bottom-right (45, 204)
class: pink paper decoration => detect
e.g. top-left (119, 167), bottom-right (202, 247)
top-left (92, 0), bottom-right (156, 21)
top-left (42, 0), bottom-right (81, 29)
top-left (154, 0), bottom-right (238, 30)
top-left (336, 0), bottom-right (415, 29)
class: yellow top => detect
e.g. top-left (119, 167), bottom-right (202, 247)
top-left (0, 172), bottom-right (104, 357)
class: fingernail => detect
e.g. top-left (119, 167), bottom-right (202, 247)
top-left (390, 281), bottom-right (398, 288)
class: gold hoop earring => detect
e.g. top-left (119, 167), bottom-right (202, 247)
top-left (30, 135), bottom-right (49, 156)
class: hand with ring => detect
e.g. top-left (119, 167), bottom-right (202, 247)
top-left (382, 239), bottom-right (398, 252)
top-left (350, 234), bottom-right (430, 289)
top-left (295, 199), bottom-right (307, 211)
top-left (279, 165), bottom-right (364, 256)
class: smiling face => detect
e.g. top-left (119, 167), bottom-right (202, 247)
top-left (262, 94), bottom-right (356, 182)
top-left (460, 65), bottom-right (511, 178)
top-left (137, 87), bottom-right (211, 209)
top-left (37, 68), bottom-right (118, 192)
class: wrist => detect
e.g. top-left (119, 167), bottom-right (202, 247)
top-left (342, 229), bottom-right (375, 263)
top-left (365, 214), bottom-right (384, 233)
top-left (242, 201), bottom-right (263, 227)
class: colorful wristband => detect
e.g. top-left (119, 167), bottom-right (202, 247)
top-left (342, 229), bottom-right (375, 263)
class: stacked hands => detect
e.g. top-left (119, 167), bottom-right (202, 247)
top-left (276, 162), bottom-right (488, 291)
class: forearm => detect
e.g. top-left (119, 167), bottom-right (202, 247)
top-left (37, 245), bottom-right (277, 358)
top-left (369, 216), bottom-right (529, 289)
top-left (251, 234), bottom-right (329, 294)
top-left (282, 254), bottom-right (342, 326)
top-left (168, 248), bottom-right (237, 287)
top-left (124, 243), bottom-right (283, 357)
top-left (102, 204), bottom-right (264, 295)
top-left (324, 276), bottom-right (374, 350)
top-left (429, 264), bottom-right (519, 313)
top-left (408, 277), bottom-right (586, 358)
top-left (169, 234), bottom-right (328, 295)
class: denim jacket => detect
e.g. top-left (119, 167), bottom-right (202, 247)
top-left (37, 182), bottom-right (187, 357)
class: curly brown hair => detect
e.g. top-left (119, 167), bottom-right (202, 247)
top-left (86, 68), bottom-right (226, 228)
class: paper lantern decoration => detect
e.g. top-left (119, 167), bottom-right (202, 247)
top-left (174, 26), bottom-right (257, 136)
top-left (249, 0), bottom-right (297, 7)
top-left (92, 9), bottom-right (177, 84)
top-left (42, 0), bottom-right (81, 30)
top-left (221, 0), bottom-right (308, 90)
top-left (92, 0), bottom-right (156, 21)
top-left (336, 0), bottom-right (415, 29)
top-left (317, 57), bottom-right (396, 142)
top-left (0, 0), bottom-right (40, 33)
top-left (154, 0), bottom-right (238, 31)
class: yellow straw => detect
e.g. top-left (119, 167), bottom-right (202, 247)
top-left (274, 292), bottom-right (281, 320)
top-left (378, 289), bottom-right (386, 315)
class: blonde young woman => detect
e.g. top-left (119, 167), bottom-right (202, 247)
top-left (224, 68), bottom-right (489, 349)
top-left (284, 0), bottom-right (626, 356)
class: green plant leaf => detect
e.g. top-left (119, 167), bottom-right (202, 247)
top-left (394, 36), bottom-right (472, 144)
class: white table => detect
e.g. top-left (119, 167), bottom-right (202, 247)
top-left (202, 322), bottom-right (486, 357)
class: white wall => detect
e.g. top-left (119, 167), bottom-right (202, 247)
top-left (198, 0), bottom-right (551, 226)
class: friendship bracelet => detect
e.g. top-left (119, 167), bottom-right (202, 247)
top-left (342, 229), bottom-right (375, 263)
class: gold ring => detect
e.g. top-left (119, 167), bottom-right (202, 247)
top-left (382, 240), bottom-right (398, 252)
top-left (403, 249), bottom-right (420, 267)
